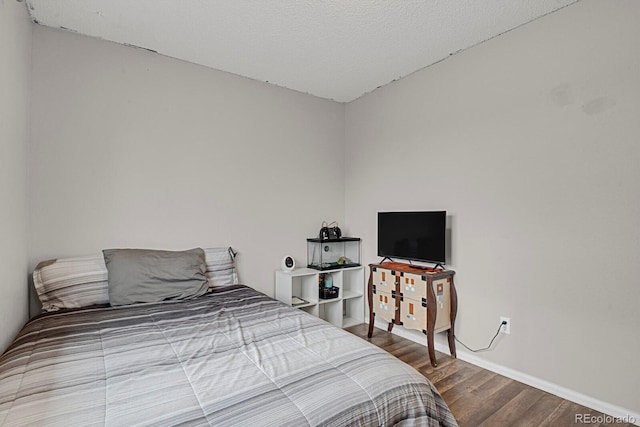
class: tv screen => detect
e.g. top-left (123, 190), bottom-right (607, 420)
top-left (378, 211), bottom-right (446, 264)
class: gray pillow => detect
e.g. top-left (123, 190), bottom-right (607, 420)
top-left (103, 248), bottom-right (208, 306)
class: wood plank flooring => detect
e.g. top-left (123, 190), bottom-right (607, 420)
top-left (345, 324), bottom-right (633, 427)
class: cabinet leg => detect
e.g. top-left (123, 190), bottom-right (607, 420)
top-left (367, 269), bottom-right (374, 338)
top-left (427, 328), bottom-right (437, 367)
top-left (447, 328), bottom-right (456, 359)
top-left (427, 277), bottom-right (438, 367)
top-left (426, 302), bottom-right (437, 367)
top-left (448, 277), bottom-right (458, 358)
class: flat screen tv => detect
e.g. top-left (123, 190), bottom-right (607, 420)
top-left (378, 211), bottom-right (446, 264)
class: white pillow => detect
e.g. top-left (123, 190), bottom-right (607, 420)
top-left (33, 256), bottom-right (109, 312)
top-left (203, 247), bottom-right (239, 287)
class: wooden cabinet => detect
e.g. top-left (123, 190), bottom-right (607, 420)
top-left (275, 266), bottom-right (365, 328)
top-left (367, 263), bottom-right (457, 367)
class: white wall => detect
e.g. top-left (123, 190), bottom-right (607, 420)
top-left (345, 0), bottom-right (640, 415)
top-left (29, 27), bottom-right (345, 306)
top-left (0, 1), bottom-right (32, 352)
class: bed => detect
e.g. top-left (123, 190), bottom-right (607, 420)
top-left (0, 248), bottom-right (457, 426)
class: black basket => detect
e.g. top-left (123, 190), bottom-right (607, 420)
top-left (319, 286), bottom-right (339, 300)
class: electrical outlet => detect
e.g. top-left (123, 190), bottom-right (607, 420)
top-left (500, 317), bottom-right (511, 335)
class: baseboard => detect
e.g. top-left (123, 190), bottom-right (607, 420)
top-left (372, 320), bottom-right (639, 425)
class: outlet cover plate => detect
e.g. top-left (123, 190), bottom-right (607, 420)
top-left (500, 317), bottom-right (511, 334)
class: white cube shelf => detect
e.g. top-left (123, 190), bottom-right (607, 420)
top-left (275, 266), bottom-right (364, 328)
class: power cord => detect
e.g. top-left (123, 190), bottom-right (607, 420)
top-left (454, 321), bottom-right (507, 353)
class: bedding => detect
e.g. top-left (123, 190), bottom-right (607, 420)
top-left (103, 248), bottom-right (208, 306)
top-left (33, 255), bottom-right (110, 312)
top-left (203, 247), bottom-right (238, 287)
top-left (0, 285), bottom-right (457, 426)
top-left (32, 247), bottom-right (238, 312)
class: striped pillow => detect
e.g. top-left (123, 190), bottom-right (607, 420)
top-left (33, 247), bottom-right (239, 312)
top-left (33, 256), bottom-right (110, 312)
top-left (203, 247), bottom-right (239, 287)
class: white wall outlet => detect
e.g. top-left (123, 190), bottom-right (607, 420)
top-left (500, 317), bottom-right (511, 335)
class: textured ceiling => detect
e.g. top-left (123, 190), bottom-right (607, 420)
top-left (25, 0), bottom-right (578, 102)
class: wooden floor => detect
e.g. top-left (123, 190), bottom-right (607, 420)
top-left (346, 324), bottom-right (633, 427)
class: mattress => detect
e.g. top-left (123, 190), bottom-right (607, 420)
top-left (0, 285), bottom-right (457, 426)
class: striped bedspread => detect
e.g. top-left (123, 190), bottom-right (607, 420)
top-left (0, 285), bottom-right (457, 426)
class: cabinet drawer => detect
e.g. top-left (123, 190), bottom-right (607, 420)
top-left (373, 290), bottom-right (395, 323)
top-left (400, 297), bottom-right (427, 332)
top-left (400, 272), bottom-right (427, 300)
top-left (372, 268), bottom-right (395, 292)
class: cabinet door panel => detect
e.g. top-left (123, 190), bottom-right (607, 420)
top-left (372, 290), bottom-right (395, 323)
top-left (400, 272), bottom-right (427, 300)
top-left (400, 297), bottom-right (427, 332)
top-left (433, 278), bottom-right (452, 333)
top-left (372, 268), bottom-right (395, 292)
